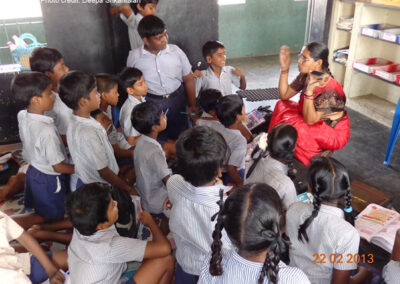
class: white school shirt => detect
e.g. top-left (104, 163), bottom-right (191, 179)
top-left (67, 114), bottom-right (119, 184)
top-left (219, 127), bottom-right (247, 170)
top-left (120, 12), bottom-right (143, 50)
top-left (17, 110), bottom-right (66, 175)
top-left (45, 92), bottom-right (73, 135)
top-left (198, 249), bottom-right (311, 284)
top-left (134, 135), bottom-right (172, 214)
top-left (195, 113), bottom-right (225, 133)
top-left (103, 110), bottom-right (131, 150)
top-left (245, 155), bottom-right (297, 210)
top-left (167, 174), bottom-right (233, 275)
top-left (68, 225), bottom-right (147, 284)
top-left (195, 66), bottom-right (240, 97)
top-left (286, 203), bottom-right (360, 284)
top-left (126, 44), bottom-right (192, 96)
top-left (0, 211), bottom-right (31, 284)
top-left (383, 260), bottom-right (400, 284)
top-left (119, 95), bottom-right (144, 138)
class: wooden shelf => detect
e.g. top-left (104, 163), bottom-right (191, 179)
top-left (333, 59), bottom-right (347, 65)
top-left (360, 33), bottom-right (400, 46)
top-left (353, 68), bottom-right (400, 87)
top-left (341, 0), bottom-right (400, 11)
top-left (337, 27), bottom-right (352, 32)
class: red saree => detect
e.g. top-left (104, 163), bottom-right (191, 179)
top-left (268, 74), bottom-right (350, 166)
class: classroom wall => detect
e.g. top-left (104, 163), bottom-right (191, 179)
top-left (219, 0), bottom-right (308, 58)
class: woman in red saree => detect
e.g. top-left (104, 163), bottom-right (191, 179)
top-left (269, 42), bottom-right (350, 166)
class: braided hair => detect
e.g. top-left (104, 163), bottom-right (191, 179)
top-left (209, 183), bottom-right (289, 284)
top-left (298, 157), bottom-right (354, 243)
top-left (306, 42), bottom-right (334, 78)
top-left (246, 124), bottom-right (298, 180)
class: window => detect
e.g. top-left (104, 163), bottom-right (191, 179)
top-left (0, 0), bottom-right (42, 20)
top-left (218, 0), bottom-right (246, 6)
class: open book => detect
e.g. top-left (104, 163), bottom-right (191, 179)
top-left (355, 203), bottom-right (400, 253)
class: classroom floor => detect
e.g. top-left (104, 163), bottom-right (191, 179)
top-left (228, 55), bottom-right (400, 211)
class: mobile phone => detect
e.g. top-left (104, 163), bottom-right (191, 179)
top-left (310, 71), bottom-right (326, 78)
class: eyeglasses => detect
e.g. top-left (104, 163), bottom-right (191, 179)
top-left (298, 54), bottom-right (312, 62)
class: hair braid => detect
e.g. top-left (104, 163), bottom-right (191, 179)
top-left (246, 145), bottom-right (268, 179)
top-left (298, 188), bottom-right (322, 242)
top-left (342, 176), bottom-right (355, 225)
top-left (209, 188), bottom-right (225, 276)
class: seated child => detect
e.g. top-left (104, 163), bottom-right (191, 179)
top-left (95, 74), bottom-right (133, 158)
top-left (119, 67), bottom-right (147, 146)
top-left (245, 124), bottom-right (298, 210)
top-left (196, 88), bottom-right (224, 132)
top-left (66, 183), bottom-right (174, 284)
top-left (216, 95), bottom-right (247, 186)
top-left (0, 210), bottom-right (67, 284)
top-left (286, 157), bottom-right (371, 284)
top-left (383, 229), bottom-right (400, 284)
top-left (198, 183), bottom-right (310, 284)
top-left (110, 0), bottom-right (158, 50)
top-left (131, 101), bottom-right (171, 215)
top-left (30, 47), bottom-right (71, 144)
top-left (166, 126), bottom-right (232, 284)
top-left (127, 15), bottom-right (197, 142)
top-left (195, 40), bottom-right (246, 97)
top-left (59, 71), bottom-right (136, 195)
top-left (12, 72), bottom-right (74, 229)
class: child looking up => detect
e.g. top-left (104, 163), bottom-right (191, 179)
top-left (119, 67), bottom-right (148, 146)
top-left (199, 183), bottom-right (310, 284)
top-left (30, 47), bottom-right (71, 144)
top-left (127, 15), bottom-right (197, 142)
top-left (66, 183), bottom-right (174, 284)
top-left (166, 126), bottom-right (232, 283)
top-left (12, 72), bottom-right (74, 229)
top-left (110, 0), bottom-right (158, 50)
top-left (131, 101), bottom-right (171, 215)
top-left (245, 124), bottom-right (298, 210)
top-left (60, 71), bottom-right (136, 195)
top-left (216, 95), bottom-right (247, 186)
top-left (195, 40), bottom-right (246, 97)
top-left (286, 157), bottom-right (370, 284)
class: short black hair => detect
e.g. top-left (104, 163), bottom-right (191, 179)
top-left (29, 47), bottom-right (63, 73)
top-left (132, 0), bottom-right (158, 14)
top-left (95, 73), bottom-right (118, 94)
top-left (11, 71), bottom-right (52, 108)
top-left (119, 67), bottom-right (143, 93)
top-left (59, 71), bottom-right (96, 111)
top-left (65, 183), bottom-right (111, 236)
top-left (131, 101), bottom-right (162, 135)
top-left (216, 95), bottom-right (243, 127)
top-left (175, 126), bottom-right (227, 186)
top-left (199, 89), bottom-right (223, 113)
top-left (137, 15), bottom-right (165, 39)
top-left (202, 41), bottom-right (225, 60)
top-left (90, 109), bottom-right (103, 120)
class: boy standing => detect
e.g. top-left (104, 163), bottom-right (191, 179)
top-left (127, 15), bottom-right (197, 142)
top-left (196, 40), bottom-right (246, 97)
top-left (110, 1), bottom-right (158, 50)
top-left (131, 101), bottom-right (171, 215)
top-left (59, 71), bottom-right (135, 194)
top-left (67, 183), bottom-right (174, 284)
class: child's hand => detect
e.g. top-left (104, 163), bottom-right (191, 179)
top-left (233, 68), bottom-right (244, 77)
top-left (138, 211), bottom-right (155, 226)
top-left (49, 270), bottom-right (65, 284)
top-left (279, 45), bottom-right (291, 71)
top-left (163, 197), bottom-right (172, 210)
top-left (193, 70), bottom-right (203, 78)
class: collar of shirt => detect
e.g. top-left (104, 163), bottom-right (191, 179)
top-left (230, 250), bottom-right (286, 270)
top-left (20, 109), bottom-right (54, 124)
top-left (140, 44), bottom-right (171, 57)
top-left (319, 204), bottom-right (344, 219)
top-left (71, 114), bottom-right (104, 130)
top-left (201, 112), bottom-right (213, 118)
top-left (140, 134), bottom-right (163, 150)
top-left (128, 95), bottom-right (144, 104)
top-left (74, 225), bottom-right (117, 242)
top-left (205, 66), bottom-right (229, 79)
top-left (224, 127), bottom-right (242, 136)
top-left (265, 155), bottom-right (288, 175)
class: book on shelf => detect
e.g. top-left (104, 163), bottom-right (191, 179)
top-left (355, 203), bottom-right (400, 253)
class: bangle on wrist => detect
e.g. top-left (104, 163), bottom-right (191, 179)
top-left (304, 95), bottom-right (314, 100)
top-left (281, 69), bottom-right (289, 74)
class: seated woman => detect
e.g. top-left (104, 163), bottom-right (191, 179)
top-left (269, 42), bottom-right (350, 166)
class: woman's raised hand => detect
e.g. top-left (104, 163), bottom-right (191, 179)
top-left (279, 45), bottom-right (291, 71)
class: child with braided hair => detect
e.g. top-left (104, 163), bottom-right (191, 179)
top-left (286, 157), bottom-right (371, 284)
top-left (198, 183), bottom-right (310, 284)
top-left (245, 124), bottom-right (298, 210)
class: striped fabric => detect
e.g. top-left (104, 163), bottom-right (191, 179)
top-left (198, 249), bottom-right (310, 284)
top-left (195, 66), bottom-right (240, 97)
top-left (167, 174), bottom-right (233, 275)
top-left (119, 95), bottom-right (144, 138)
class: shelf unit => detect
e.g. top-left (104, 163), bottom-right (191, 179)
top-left (328, 0), bottom-right (400, 127)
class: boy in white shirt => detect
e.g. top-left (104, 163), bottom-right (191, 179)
top-left (165, 126), bottom-right (232, 284)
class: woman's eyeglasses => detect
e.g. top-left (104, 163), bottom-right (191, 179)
top-left (298, 54), bottom-right (312, 62)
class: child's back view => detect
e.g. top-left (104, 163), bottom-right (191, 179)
top-left (196, 89), bottom-right (224, 133)
top-left (166, 126), bottom-right (232, 283)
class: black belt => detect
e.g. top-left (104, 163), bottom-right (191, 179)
top-left (146, 85), bottom-right (184, 100)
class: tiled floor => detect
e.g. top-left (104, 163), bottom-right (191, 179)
top-left (228, 55), bottom-right (400, 210)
